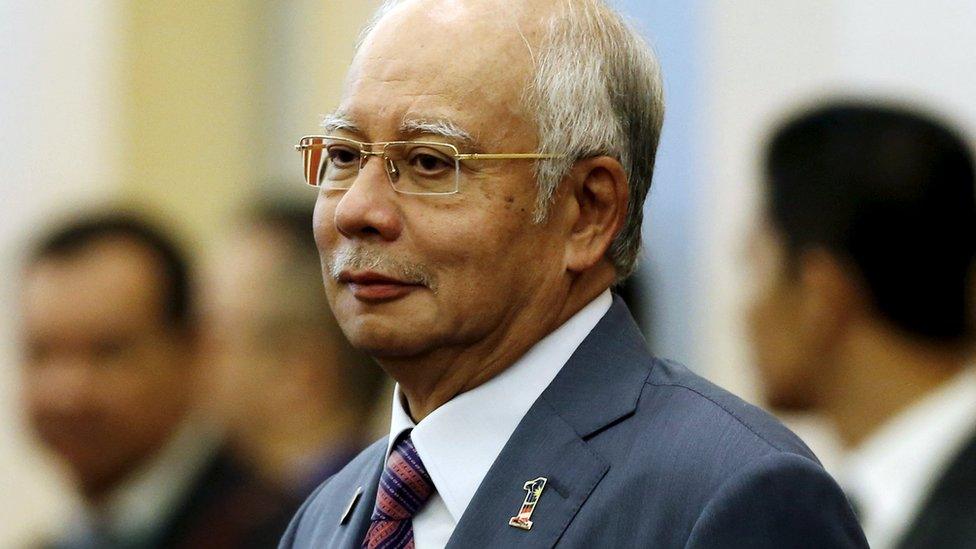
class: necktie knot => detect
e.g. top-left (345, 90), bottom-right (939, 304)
top-left (364, 432), bottom-right (435, 548)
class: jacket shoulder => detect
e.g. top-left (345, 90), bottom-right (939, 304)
top-left (643, 357), bottom-right (818, 460)
top-left (571, 358), bottom-right (865, 546)
top-left (684, 451), bottom-right (867, 547)
top-left (588, 356), bottom-right (829, 519)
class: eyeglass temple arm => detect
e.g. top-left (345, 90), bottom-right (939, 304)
top-left (455, 153), bottom-right (565, 160)
top-left (295, 141), bottom-right (564, 160)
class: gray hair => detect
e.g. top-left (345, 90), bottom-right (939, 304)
top-left (361, 0), bottom-right (665, 279)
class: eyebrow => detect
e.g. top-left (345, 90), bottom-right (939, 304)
top-left (399, 118), bottom-right (477, 149)
top-left (320, 112), bottom-right (477, 150)
top-left (321, 112), bottom-right (361, 135)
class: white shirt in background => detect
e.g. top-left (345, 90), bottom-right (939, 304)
top-left (839, 365), bottom-right (976, 549)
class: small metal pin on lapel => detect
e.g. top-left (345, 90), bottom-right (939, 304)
top-left (508, 477), bottom-right (548, 531)
top-left (340, 486), bottom-right (364, 525)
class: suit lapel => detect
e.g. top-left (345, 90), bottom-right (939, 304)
top-left (447, 296), bottom-right (653, 548)
top-left (446, 400), bottom-right (609, 548)
top-left (336, 451), bottom-right (384, 549)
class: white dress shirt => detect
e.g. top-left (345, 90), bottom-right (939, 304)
top-left (384, 290), bottom-right (613, 549)
top-left (838, 365), bottom-right (976, 549)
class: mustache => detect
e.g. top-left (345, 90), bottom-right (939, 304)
top-left (328, 247), bottom-right (437, 291)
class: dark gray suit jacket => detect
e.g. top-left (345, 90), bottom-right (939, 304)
top-left (896, 430), bottom-right (976, 548)
top-left (280, 296), bottom-right (867, 548)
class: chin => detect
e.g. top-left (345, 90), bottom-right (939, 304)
top-left (34, 422), bottom-right (101, 463)
top-left (762, 387), bottom-right (817, 414)
top-left (340, 319), bottom-right (440, 359)
top-left (332, 296), bottom-right (445, 355)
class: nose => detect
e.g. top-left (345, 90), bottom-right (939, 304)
top-left (331, 156), bottom-right (404, 242)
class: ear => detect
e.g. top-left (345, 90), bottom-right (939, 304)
top-left (561, 156), bottom-right (629, 273)
top-left (795, 249), bottom-right (864, 342)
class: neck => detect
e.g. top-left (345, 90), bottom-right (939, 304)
top-left (385, 269), bottom-right (614, 422)
top-left (822, 323), bottom-right (969, 449)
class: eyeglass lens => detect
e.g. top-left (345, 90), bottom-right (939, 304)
top-left (301, 137), bottom-right (460, 194)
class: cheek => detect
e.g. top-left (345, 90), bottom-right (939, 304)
top-left (22, 360), bottom-right (96, 418)
top-left (750, 294), bottom-right (798, 370)
top-left (98, 369), bottom-right (158, 414)
top-left (428, 206), bottom-right (540, 285)
top-left (748, 289), bottom-right (819, 409)
top-left (115, 346), bottom-right (187, 415)
top-left (21, 370), bottom-right (54, 412)
top-left (313, 195), bottom-right (338, 250)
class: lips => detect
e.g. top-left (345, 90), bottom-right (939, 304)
top-left (339, 271), bottom-right (424, 301)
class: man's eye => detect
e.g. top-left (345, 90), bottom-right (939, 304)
top-left (328, 147), bottom-right (359, 167)
top-left (409, 151), bottom-right (453, 174)
top-left (91, 339), bottom-right (127, 362)
top-left (25, 341), bottom-right (51, 365)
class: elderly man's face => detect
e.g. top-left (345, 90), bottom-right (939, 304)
top-left (21, 240), bottom-right (193, 498)
top-left (314, 1), bottom-right (568, 359)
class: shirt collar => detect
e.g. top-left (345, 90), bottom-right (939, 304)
top-left (386, 289), bottom-right (612, 522)
top-left (839, 365), bottom-right (976, 549)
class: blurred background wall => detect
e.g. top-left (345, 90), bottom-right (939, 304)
top-left (2, 0), bottom-right (974, 545)
top-left (0, 2), bottom-right (381, 544)
top-left (1, 2), bottom-right (123, 542)
top-left (700, 0), bottom-right (976, 406)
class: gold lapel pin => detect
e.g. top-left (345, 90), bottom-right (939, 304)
top-left (509, 477), bottom-right (548, 531)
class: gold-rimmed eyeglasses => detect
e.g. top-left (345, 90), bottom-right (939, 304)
top-left (295, 135), bottom-right (564, 195)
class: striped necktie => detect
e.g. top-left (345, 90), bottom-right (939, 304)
top-left (363, 432), bottom-right (435, 549)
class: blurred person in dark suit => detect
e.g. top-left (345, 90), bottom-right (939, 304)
top-left (19, 213), bottom-right (292, 549)
top-left (205, 202), bottom-right (386, 502)
top-left (749, 102), bottom-right (976, 548)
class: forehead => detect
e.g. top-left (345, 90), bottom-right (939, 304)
top-left (339, 0), bottom-right (541, 144)
top-left (24, 240), bottom-right (165, 333)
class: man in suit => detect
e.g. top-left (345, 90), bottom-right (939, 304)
top-left (748, 102), bottom-right (976, 548)
top-left (204, 202), bottom-right (387, 500)
top-left (282, 0), bottom-right (866, 547)
top-left (20, 213), bottom-right (292, 548)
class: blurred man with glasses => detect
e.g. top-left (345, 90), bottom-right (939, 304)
top-left (282, 1), bottom-right (866, 547)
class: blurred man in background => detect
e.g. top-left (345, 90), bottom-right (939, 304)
top-left (19, 213), bottom-right (291, 548)
top-left (204, 201), bottom-right (387, 503)
top-left (749, 102), bottom-right (976, 548)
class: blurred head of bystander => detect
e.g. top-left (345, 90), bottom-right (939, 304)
top-left (748, 101), bottom-right (976, 548)
top-left (20, 213), bottom-right (197, 502)
top-left (749, 102), bottom-right (976, 433)
top-left (204, 200), bottom-right (386, 498)
top-left (19, 212), bottom-right (295, 548)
